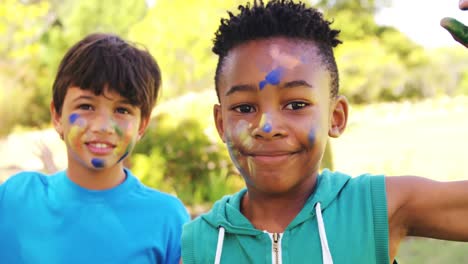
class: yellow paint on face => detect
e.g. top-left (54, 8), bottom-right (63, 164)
top-left (234, 120), bottom-right (254, 150)
top-left (67, 117), bottom-right (87, 152)
top-left (259, 113), bottom-right (267, 128)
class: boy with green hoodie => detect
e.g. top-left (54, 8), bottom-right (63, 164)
top-left (182, 1), bottom-right (468, 263)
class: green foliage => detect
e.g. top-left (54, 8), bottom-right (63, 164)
top-left (0, 0), bottom-right (52, 135)
top-left (316, 0), bottom-right (391, 40)
top-left (336, 38), bottom-right (407, 103)
top-left (128, 0), bottom-right (241, 99)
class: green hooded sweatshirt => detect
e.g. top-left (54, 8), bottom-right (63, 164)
top-left (182, 169), bottom-right (389, 264)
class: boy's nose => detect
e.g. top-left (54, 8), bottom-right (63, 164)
top-left (251, 112), bottom-right (287, 139)
top-left (90, 113), bottom-right (115, 134)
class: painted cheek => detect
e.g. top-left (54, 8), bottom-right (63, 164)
top-left (67, 115), bottom-right (87, 150)
top-left (114, 123), bottom-right (124, 137)
top-left (113, 122), bottom-right (136, 157)
top-left (69, 113), bottom-right (80, 124)
top-left (308, 128), bottom-right (316, 147)
top-left (233, 120), bottom-right (254, 150)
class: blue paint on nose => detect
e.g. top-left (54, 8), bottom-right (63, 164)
top-left (69, 113), bottom-right (80, 124)
top-left (262, 123), bottom-right (272, 133)
top-left (91, 158), bottom-right (105, 168)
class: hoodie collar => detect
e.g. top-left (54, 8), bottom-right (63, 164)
top-left (201, 169), bottom-right (350, 234)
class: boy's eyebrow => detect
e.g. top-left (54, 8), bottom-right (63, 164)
top-left (225, 80), bottom-right (313, 96)
top-left (225, 84), bottom-right (257, 96)
top-left (72, 95), bottom-right (94, 102)
top-left (281, 80), bottom-right (313, 89)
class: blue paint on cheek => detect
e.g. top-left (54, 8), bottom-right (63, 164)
top-left (308, 130), bottom-right (316, 146)
top-left (262, 123), bottom-right (272, 133)
top-left (69, 113), bottom-right (80, 124)
top-left (117, 152), bottom-right (129, 164)
top-left (91, 158), bottom-right (105, 168)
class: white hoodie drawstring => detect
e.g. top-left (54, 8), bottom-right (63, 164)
top-left (315, 202), bottom-right (333, 264)
top-left (214, 204), bottom-right (332, 264)
top-left (214, 226), bottom-right (225, 264)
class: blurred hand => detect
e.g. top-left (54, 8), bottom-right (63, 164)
top-left (35, 140), bottom-right (59, 174)
top-left (441, 0), bottom-right (468, 47)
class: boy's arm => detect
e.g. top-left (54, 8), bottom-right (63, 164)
top-left (387, 176), bottom-right (468, 240)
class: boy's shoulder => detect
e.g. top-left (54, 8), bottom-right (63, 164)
top-left (1, 170), bottom-right (49, 190)
top-left (183, 191), bottom-right (243, 233)
top-left (127, 170), bottom-right (189, 217)
top-left (0, 170), bottom-right (51, 203)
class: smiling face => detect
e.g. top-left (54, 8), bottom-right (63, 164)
top-left (52, 86), bottom-right (148, 175)
top-left (214, 37), bottom-right (348, 195)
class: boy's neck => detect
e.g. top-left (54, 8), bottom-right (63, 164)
top-left (66, 162), bottom-right (127, 190)
top-left (241, 176), bottom-right (317, 233)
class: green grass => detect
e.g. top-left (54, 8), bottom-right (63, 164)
top-left (397, 238), bottom-right (468, 263)
top-left (332, 96), bottom-right (468, 263)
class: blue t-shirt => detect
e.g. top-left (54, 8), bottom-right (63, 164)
top-left (0, 169), bottom-right (190, 264)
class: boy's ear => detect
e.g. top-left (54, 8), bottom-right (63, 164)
top-left (50, 101), bottom-right (64, 140)
top-left (213, 104), bottom-right (226, 142)
top-left (137, 116), bottom-right (151, 141)
top-left (328, 95), bottom-right (348, 138)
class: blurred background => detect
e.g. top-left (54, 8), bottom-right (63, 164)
top-left (0, 0), bottom-right (467, 262)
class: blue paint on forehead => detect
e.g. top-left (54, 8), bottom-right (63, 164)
top-left (69, 113), bottom-right (80, 124)
top-left (91, 158), bottom-right (105, 168)
top-left (262, 123), bottom-right (272, 133)
top-left (259, 66), bottom-right (285, 90)
top-left (265, 67), bottom-right (284, 85)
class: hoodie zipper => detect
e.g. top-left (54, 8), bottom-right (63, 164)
top-left (268, 232), bottom-right (282, 264)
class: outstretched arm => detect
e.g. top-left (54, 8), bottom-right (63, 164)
top-left (386, 176), bottom-right (468, 260)
top-left (441, 0), bottom-right (468, 47)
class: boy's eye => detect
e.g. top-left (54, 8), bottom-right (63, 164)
top-left (285, 101), bottom-right (308, 110)
top-left (116, 107), bottom-right (130, 115)
top-left (78, 104), bottom-right (93, 111)
top-left (233, 104), bottom-right (256, 113)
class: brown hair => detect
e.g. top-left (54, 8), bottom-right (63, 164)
top-left (52, 33), bottom-right (161, 119)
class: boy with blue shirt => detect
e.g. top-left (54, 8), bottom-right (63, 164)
top-left (0, 33), bottom-right (189, 264)
top-left (182, 1), bottom-right (468, 263)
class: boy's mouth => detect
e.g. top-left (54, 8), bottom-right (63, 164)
top-left (85, 141), bottom-right (116, 155)
top-left (242, 150), bottom-right (303, 164)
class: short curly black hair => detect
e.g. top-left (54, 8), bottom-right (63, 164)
top-left (213, 0), bottom-right (342, 100)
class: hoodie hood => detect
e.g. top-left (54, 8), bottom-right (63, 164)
top-left (201, 169), bottom-right (351, 234)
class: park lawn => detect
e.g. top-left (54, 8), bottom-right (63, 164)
top-left (332, 96), bottom-right (468, 263)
